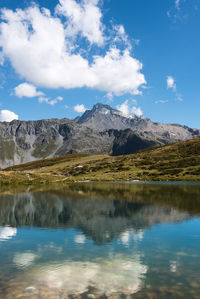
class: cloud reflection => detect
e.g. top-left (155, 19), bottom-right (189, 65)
top-left (30, 254), bottom-right (148, 295)
top-left (13, 252), bottom-right (38, 269)
top-left (120, 229), bottom-right (144, 247)
top-left (0, 226), bottom-right (17, 241)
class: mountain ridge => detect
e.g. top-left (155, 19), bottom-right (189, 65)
top-left (0, 103), bottom-right (199, 168)
top-left (75, 103), bottom-right (200, 143)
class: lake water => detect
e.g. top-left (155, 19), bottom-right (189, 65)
top-left (0, 182), bottom-right (200, 298)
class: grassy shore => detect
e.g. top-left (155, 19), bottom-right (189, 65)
top-left (0, 137), bottom-right (200, 186)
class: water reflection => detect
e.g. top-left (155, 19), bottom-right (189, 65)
top-left (0, 226), bottom-right (17, 241)
top-left (23, 255), bottom-right (147, 295)
top-left (13, 252), bottom-right (38, 269)
top-left (0, 190), bottom-right (190, 243)
top-left (0, 183), bottom-right (200, 298)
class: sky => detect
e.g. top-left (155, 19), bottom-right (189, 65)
top-left (0, 0), bottom-right (199, 128)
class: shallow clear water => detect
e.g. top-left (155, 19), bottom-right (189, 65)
top-left (0, 182), bottom-right (200, 298)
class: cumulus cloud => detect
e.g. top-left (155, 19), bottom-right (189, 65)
top-left (74, 104), bottom-right (87, 113)
top-left (0, 2), bottom-right (146, 96)
top-left (55, 0), bottom-right (104, 46)
top-left (116, 100), bottom-right (129, 115)
top-left (0, 110), bottom-right (18, 122)
top-left (116, 100), bottom-right (143, 117)
top-left (14, 83), bottom-right (44, 98)
top-left (167, 76), bottom-right (176, 90)
top-left (91, 48), bottom-right (145, 95)
top-left (38, 96), bottom-right (63, 106)
top-left (131, 106), bottom-right (143, 117)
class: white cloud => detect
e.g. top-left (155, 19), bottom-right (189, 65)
top-left (167, 76), bottom-right (183, 101)
top-left (14, 83), bottom-right (44, 98)
top-left (0, 110), bottom-right (18, 122)
top-left (131, 106), bottom-right (143, 117)
top-left (38, 96), bottom-right (63, 106)
top-left (91, 48), bottom-right (146, 96)
top-left (112, 24), bottom-right (131, 50)
top-left (74, 104), bottom-right (87, 113)
top-left (116, 100), bottom-right (129, 115)
top-left (116, 100), bottom-right (143, 117)
top-left (0, 4), bottom-right (146, 96)
top-left (155, 100), bottom-right (168, 104)
top-left (56, 0), bottom-right (104, 46)
top-left (167, 76), bottom-right (176, 90)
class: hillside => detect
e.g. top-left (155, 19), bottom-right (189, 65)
top-left (1, 136), bottom-right (200, 185)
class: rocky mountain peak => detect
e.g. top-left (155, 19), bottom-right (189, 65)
top-left (74, 102), bottom-right (200, 143)
top-left (92, 103), bottom-right (116, 113)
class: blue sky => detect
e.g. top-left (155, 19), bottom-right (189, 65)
top-left (0, 0), bottom-right (199, 128)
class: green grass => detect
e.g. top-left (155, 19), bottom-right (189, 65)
top-left (1, 137), bottom-right (200, 186)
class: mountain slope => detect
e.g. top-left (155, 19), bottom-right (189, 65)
top-left (111, 129), bottom-right (158, 156)
top-left (0, 118), bottom-right (112, 168)
top-left (0, 118), bottom-right (159, 168)
top-left (75, 103), bottom-right (200, 144)
top-left (2, 136), bottom-right (200, 184)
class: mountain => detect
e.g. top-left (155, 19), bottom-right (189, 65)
top-left (0, 118), bottom-right (109, 168)
top-left (0, 103), bottom-right (199, 168)
top-left (75, 103), bottom-right (200, 144)
top-left (0, 118), bottom-right (158, 168)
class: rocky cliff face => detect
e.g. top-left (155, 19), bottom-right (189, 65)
top-left (76, 103), bottom-right (200, 144)
top-left (0, 103), bottom-right (199, 168)
top-left (0, 118), bottom-right (112, 168)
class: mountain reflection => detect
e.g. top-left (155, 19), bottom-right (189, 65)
top-left (0, 183), bottom-right (200, 298)
top-left (0, 183), bottom-right (194, 243)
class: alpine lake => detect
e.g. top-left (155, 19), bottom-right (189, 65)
top-left (0, 182), bottom-right (200, 299)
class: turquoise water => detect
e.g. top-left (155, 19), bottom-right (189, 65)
top-left (0, 183), bottom-right (200, 298)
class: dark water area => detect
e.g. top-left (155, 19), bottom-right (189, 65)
top-left (0, 182), bottom-right (200, 298)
